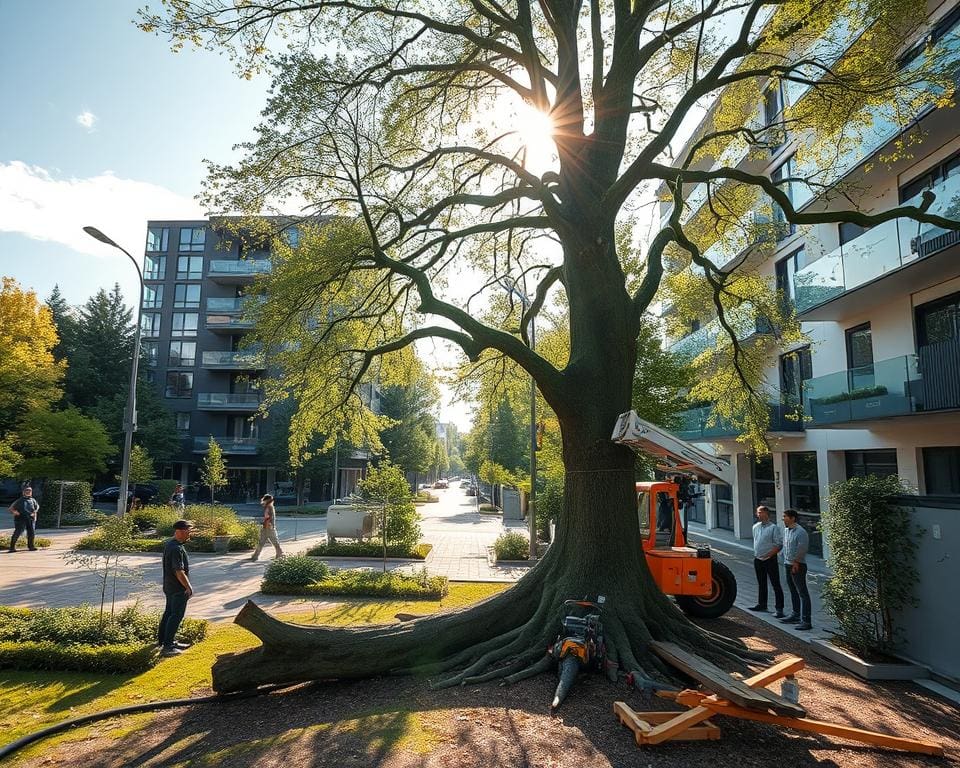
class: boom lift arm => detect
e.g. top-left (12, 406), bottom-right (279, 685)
top-left (611, 411), bottom-right (734, 487)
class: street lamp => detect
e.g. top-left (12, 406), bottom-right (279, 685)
top-left (500, 280), bottom-right (538, 560)
top-left (83, 226), bottom-right (144, 518)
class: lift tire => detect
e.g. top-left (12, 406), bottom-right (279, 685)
top-left (675, 559), bottom-right (737, 619)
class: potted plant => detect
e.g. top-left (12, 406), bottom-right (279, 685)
top-left (211, 518), bottom-right (232, 554)
top-left (813, 475), bottom-right (928, 680)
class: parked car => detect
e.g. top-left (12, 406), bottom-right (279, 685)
top-left (465, 485), bottom-right (478, 496)
top-left (433, 480), bottom-right (448, 489)
top-left (92, 484), bottom-right (159, 503)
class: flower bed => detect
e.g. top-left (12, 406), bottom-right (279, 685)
top-left (0, 605), bottom-right (207, 673)
top-left (305, 541), bottom-right (431, 559)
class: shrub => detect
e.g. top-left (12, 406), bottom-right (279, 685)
top-left (261, 567), bottom-right (448, 599)
top-left (305, 541), bottom-right (431, 559)
top-left (820, 475), bottom-right (919, 658)
top-left (478, 503), bottom-right (501, 513)
top-left (414, 491), bottom-right (439, 503)
top-left (38, 480), bottom-right (93, 526)
top-left (155, 504), bottom-right (239, 536)
top-left (263, 555), bottom-right (330, 585)
top-left (0, 536), bottom-right (53, 549)
top-left (0, 605), bottom-right (207, 673)
top-left (129, 505), bottom-right (179, 532)
top-left (493, 531), bottom-right (529, 561)
top-left (154, 479), bottom-right (179, 507)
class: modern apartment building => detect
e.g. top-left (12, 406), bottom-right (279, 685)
top-left (660, 3), bottom-right (960, 559)
top-left (140, 218), bottom-right (376, 501)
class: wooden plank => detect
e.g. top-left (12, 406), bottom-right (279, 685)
top-left (614, 703), bottom-right (720, 744)
top-left (693, 699), bottom-right (945, 756)
top-left (650, 641), bottom-right (806, 718)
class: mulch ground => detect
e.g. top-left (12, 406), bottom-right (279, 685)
top-left (14, 609), bottom-right (960, 768)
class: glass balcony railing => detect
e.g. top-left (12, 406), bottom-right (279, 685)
top-left (196, 393), bottom-right (261, 410)
top-left (803, 354), bottom-right (923, 426)
top-left (207, 260), bottom-right (272, 278)
top-left (206, 297), bottom-right (250, 313)
top-left (676, 402), bottom-right (804, 441)
top-left (793, 172), bottom-right (960, 314)
top-left (192, 436), bottom-right (259, 454)
top-left (668, 304), bottom-right (774, 359)
top-left (200, 350), bottom-right (265, 369)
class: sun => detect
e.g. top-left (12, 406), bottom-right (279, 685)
top-left (510, 100), bottom-right (557, 172)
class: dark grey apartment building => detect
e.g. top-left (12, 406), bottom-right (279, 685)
top-left (141, 218), bottom-right (375, 502)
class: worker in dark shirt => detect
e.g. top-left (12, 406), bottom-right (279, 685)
top-left (158, 519), bottom-right (195, 657)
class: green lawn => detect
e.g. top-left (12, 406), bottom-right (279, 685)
top-left (2, 582), bottom-right (509, 764)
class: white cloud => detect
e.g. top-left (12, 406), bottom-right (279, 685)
top-left (0, 161), bottom-right (204, 258)
top-left (75, 111), bottom-right (98, 131)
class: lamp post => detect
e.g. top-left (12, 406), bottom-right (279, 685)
top-left (500, 280), bottom-right (538, 560)
top-left (83, 226), bottom-right (144, 518)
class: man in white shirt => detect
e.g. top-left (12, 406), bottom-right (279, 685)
top-left (749, 505), bottom-right (784, 617)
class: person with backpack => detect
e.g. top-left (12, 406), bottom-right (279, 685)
top-left (7, 486), bottom-right (39, 552)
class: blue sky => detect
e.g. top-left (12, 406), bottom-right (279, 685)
top-left (0, 0), bottom-right (267, 307)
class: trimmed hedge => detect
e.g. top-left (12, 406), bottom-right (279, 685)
top-left (76, 526), bottom-right (259, 553)
top-left (263, 555), bottom-right (330, 585)
top-left (0, 536), bottom-right (53, 549)
top-left (305, 541), bottom-right (431, 559)
top-left (261, 568), bottom-right (448, 599)
top-left (0, 605), bottom-right (208, 673)
top-left (38, 480), bottom-right (94, 526)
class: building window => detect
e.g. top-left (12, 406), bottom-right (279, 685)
top-left (177, 256), bottom-right (204, 280)
top-left (900, 151), bottom-right (960, 203)
top-left (916, 291), bottom-right (960, 346)
top-left (168, 341), bottom-right (196, 367)
top-left (923, 446), bottom-right (960, 495)
top-left (146, 227), bottom-right (169, 252)
top-left (142, 342), bottom-right (160, 367)
top-left (779, 345), bottom-right (812, 410)
top-left (142, 285), bottom-right (164, 309)
top-left (762, 81), bottom-right (786, 152)
top-left (845, 449), bottom-right (898, 479)
top-left (787, 451), bottom-right (822, 556)
top-left (775, 248), bottom-right (807, 305)
top-left (714, 483), bottom-right (734, 531)
top-left (752, 455), bottom-right (777, 518)
top-left (165, 371), bottom-right (194, 399)
top-left (845, 323), bottom-right (874, 391)
top-left (178, 227), bottom-right (206, 252)
top-left (284, 226), bottom-right (300, 248)
top-left (140, 313), bottom-right (161, 337)
top-left (144, 255), bottom-right (166, 280)
top-left (171, 313), bottom-right (198, 338)
top-left (144, 369), bottom-right (157, 384)
top-left (838, 221), bottom-right (870, 246)
top-left (176, 413), bottom-right (191, 431)
top-left (174, 283), bottom-right (201, 308)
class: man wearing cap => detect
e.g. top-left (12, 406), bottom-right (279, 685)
top-left (158, 519), bottom-right (195, 657)
top-left (7, 486), bottom-right (39, 552)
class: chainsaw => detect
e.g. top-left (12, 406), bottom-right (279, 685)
top-left (548, 597), bottom-right (606, 711)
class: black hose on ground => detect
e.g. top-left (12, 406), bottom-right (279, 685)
top-left (0, 682), bottom-right (300, 763)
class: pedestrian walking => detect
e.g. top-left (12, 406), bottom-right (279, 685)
top-left (780, 509), bottom-right (812, 630)
top-left (170, 483), bottom-right (186, 513)
top-left (7, 486), bottom-right (39, 552)
top-left (158, 519), bottom-right (195, 657)
top-left (748, 505), bottom-right (784, 617)
top-left (250, 493), bottom-right (283, 561)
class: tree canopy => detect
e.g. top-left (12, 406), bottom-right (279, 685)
top-left (144, 0), bottom-right (960, 695)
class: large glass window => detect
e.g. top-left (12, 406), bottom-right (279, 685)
top-left (171, 313), bottom-right (198, 338)
top-left (168, 341), bottom-right (196, 367)
top-left (142, 342), bottom-right (160, 367)
top-left (176, 413), bottom-right (191, 431)
top-left (780, 345), bottom-right (812, 409)
top-left (775, 248), bottom-right (807, 306)
top-left (178, 227), bottom-right (206, 252)
top-left (714, 483), bottom-right (734, 531)
top-left (140, 313), bottom-right (161, 337)
top-left (174, 283), bottom-right (201, 308)
top-left (143, 255), bottom-right (166, 280)
top-left (787, 451), bottom-right (822, 556)
top-left (142, 285), bottom-right (163, 309)
top-left (283, 226), bottom-right (300, 248)
top-left (845, 323), bottom-right (874, 391)
top-left (146, 227), bottom-right (169, 252)
top-left (177, 256), bottom-right (203, 280)
top-left (165, 371), bottom-right (194, 399)
top-left (752, 455), bottom-right (777, 518)
top-left (845, 449), bottom-right (898, 479)
top-left (923, 447), bottom-right (960, 495)
top-left (771, 155), bottom-right (813, 236)
top-left (916, 291), bottom-right (960, 346)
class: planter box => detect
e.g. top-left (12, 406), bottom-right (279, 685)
top-left (811, 639), bottom-right (929, 681)
top-left (212, 535), bottom-right (232, 554)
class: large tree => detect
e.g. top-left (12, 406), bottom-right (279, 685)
top-left (145, 0), bottom-right (960, 693)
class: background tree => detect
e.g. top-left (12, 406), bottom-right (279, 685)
top-left (0, 278), bottom-right (65, 474)
top-left (200, 438), bottom-right (228, 503)
top-left (358, 460), bottom-right (420, 570)
top-left (378, 361), bottom-right (439, 487)
top-left (147, 0), bottom-right (960, 694)
top-left (259, 398), bottom-right (334, 503)
top-left (87, 378), bottom-right (181, 463)
top-left (16, 407), bottom-right (114, 482)
top-left (45, 285), bottom-right (78, 369)
top-left (127, 445), bottom-right (156, 486)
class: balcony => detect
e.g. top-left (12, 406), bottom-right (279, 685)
top-left (207, 259), bottom-right (272, 284)
top-left (794, 172), bottom-right (960, 320)
top-left (803, 354), bottom-right (923, 426)
top-left (196, 392), bottom-right (261, 411)
top-left (200, 350), bottom-right (266, 370)
top-left (192, 436), bottom-right (259, 455)
top-left (668, 306), bottom-right (775, 359)
top-left (205, 296), bottom-right (262, 333)
top-left (675, 402), bottom-right (804, 441)
top-left (700, 211), bottom-right (791, 271)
